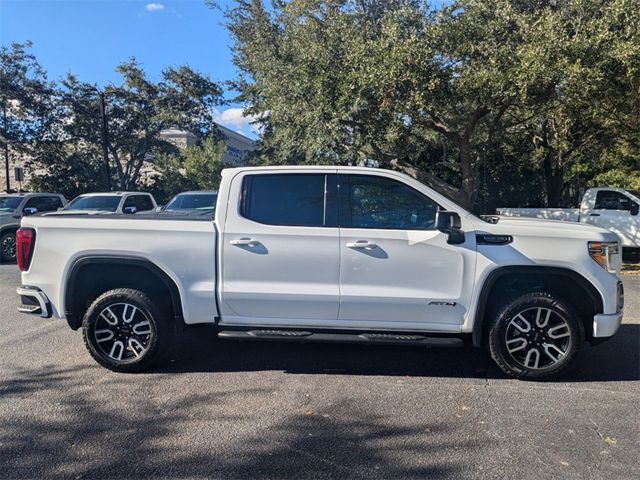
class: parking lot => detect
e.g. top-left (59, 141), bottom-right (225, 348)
top-left (0, 263), bottom-right (638, 479)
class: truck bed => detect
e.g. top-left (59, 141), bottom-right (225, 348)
top-left (20, 214), bottom-right (218, 324)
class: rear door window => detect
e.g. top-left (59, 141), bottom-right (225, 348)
top-left (42, 196), bottom-right (63, 212)
top-left (134, 195), bottom-right (154, 211)
top-left (240, 174), bottom-right (328, 227)
top-left (123, 196), bottom-right (136, 210)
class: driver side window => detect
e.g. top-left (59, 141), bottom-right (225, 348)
top-left (339, 174), bottom-right (440, 230)
top-left (594, 191), bottom-right (635, 211)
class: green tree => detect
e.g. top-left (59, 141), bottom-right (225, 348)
top-left (150, 136), bottom-right (227, 203)
top-left (183, 136), bottom-right (227, 190)
top-left (149, 153), bottom-right (198, 204)
top-left (0, 41), bottom-right (57, 192)
top-left (226, 0), bottom-right (639, 210)
top-left (30, 58), bottom-right (224, 192)
top-left (506, 0), bottom-right (636, 206)
top-left (226, 0), bottom-right (545, 209)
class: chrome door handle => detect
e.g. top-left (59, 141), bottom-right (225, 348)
top-left (230, 238), bottom-right (259, 246)
top-left (346, 241), bottom-right (378, 249)
top-left (589, 213), bottom-right (600, 217)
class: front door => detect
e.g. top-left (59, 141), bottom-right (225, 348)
top-left (220, 171), bottom-right (340, 326)
top-left (337, 172), bottom-right (476, 331)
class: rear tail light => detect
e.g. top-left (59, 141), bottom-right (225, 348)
top-left (16, 228), bottom-right (36, 272)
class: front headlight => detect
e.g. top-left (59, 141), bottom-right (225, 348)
top-left (588, 241), bottom-right (620, 273)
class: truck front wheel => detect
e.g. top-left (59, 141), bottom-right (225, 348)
top-left (82, 288), bottom-right (174, 372)
top-left (1, 232), bottom-right (16, 263)
top-left (488, 292), bottom-right (584, 380)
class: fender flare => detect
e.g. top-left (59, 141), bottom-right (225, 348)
top-left (64, 255), bottom-right (184, 329)
top-left (472, 266), bottom-right (604, 347)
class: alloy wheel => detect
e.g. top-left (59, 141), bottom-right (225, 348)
top-left (504, 307), bottom-right (572, 370)
top-left (2, 234), bottom-right (16, 261)
top-left (93, 302), bottom-right (154, 363)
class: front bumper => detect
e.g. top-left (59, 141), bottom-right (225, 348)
top-left (593, 312), bottom-right (623, 338)
top-left (17, 286), bottom-right (51, 318)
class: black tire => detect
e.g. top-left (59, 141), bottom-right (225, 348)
top-left (82, 288), bottom-right (175, 373)
top-left (1, 231), bottom-right (16, 263)
top-left (488, 292), bottom-right (585, 380)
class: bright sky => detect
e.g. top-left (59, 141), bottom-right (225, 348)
top-left (0, 0), bottom-right (260, 138)
top-left (1, 0), bottom-right (449, 140)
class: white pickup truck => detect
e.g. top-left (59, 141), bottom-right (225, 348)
top-left (498, 187), bottom-right (640, 257)
top-left (16, 166), bottom-right (625, 380)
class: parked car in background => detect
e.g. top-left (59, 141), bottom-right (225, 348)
top-left (0, 192), bottom-right (67, 262)
top-left (498, 187), bottom-right (640, 259)
top-left (16, 167), bottom-right (624, 380)
top-left (62, 192), bottom-right (157, 215)
top-left (157, 191), bottom-right (218, 217)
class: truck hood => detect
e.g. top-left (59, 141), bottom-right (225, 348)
top-left (479, 215), bottom-right (619, 241)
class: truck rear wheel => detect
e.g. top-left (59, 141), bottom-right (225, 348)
top-left (82, 288), bottom-right (174, 372)
top-left (488, 292), bottom-right (584, 380)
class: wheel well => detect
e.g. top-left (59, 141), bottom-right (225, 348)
top-left (65, 258), bottom-right (184, 330)
top-left (0, 226), bottom-right (19, 236)
top-left (473, 267), bottom-right (603, 347)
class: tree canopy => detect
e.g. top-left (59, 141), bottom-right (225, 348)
top-left (226, 0), bottom-right (640, 210)
top-left (1, 45), bottom-right (225, 199)
top-left (0, 42), bottom-right (58, 192)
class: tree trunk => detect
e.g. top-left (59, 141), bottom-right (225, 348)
top-left (2, 104), bottom-right (10, 192)
top-left (542, 152), bottom-right (564, 207)
top-left (456, 137), bottom-right (478, 211)
top-left (388, 158), bottom-right (474, 210)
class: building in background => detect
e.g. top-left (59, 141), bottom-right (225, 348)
top-left (1, 124), bottom-right (257, 192)
top-left (159, 124), bottom-right (257, 166)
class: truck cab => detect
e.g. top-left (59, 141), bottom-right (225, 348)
top-left (0, 192), bottom-right (66, 262)
top-left (579, 188), bottom-right (640, 253)
top-left (62, 192), bottom-right (157, 215)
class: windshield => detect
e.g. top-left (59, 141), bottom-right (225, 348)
top-left (66, 195), bottom-right (120, 212)
top-left (0, 197), bottom-right (22, 212)
top-left (164, 193), bottom-right (217, 211)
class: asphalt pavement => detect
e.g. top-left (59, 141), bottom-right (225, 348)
top-left (0, 263), bottom-right (638, 479)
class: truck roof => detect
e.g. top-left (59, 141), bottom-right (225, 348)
top-left (0, 192), bottom-right (62, 197)
top-left (222, 165), bottom-right (378, 174)
top-left (75, 191), bottom-right (152, 197)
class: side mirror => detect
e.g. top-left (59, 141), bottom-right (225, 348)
top-left (123, 206), bottom-right (137, 215)
top-left (631, 203), bottom-right (639, 216)
top-left (435, 211), bottom-right (465, 245)
top-left (22, 207), bottom-right (38, 217)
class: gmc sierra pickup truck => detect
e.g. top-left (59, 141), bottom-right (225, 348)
top-left (16, 166), bottom-right (625, 380)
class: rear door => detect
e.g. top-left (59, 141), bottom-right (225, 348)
top-left (220, 171), bottom-right (340, 326)
top-left (337, 172), bottom-right (476, 331)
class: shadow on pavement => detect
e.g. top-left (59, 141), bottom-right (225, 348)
top-left (161, 324), bottom-right (639, 382)
top-left (0, 365), bottom-right (471, 479)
